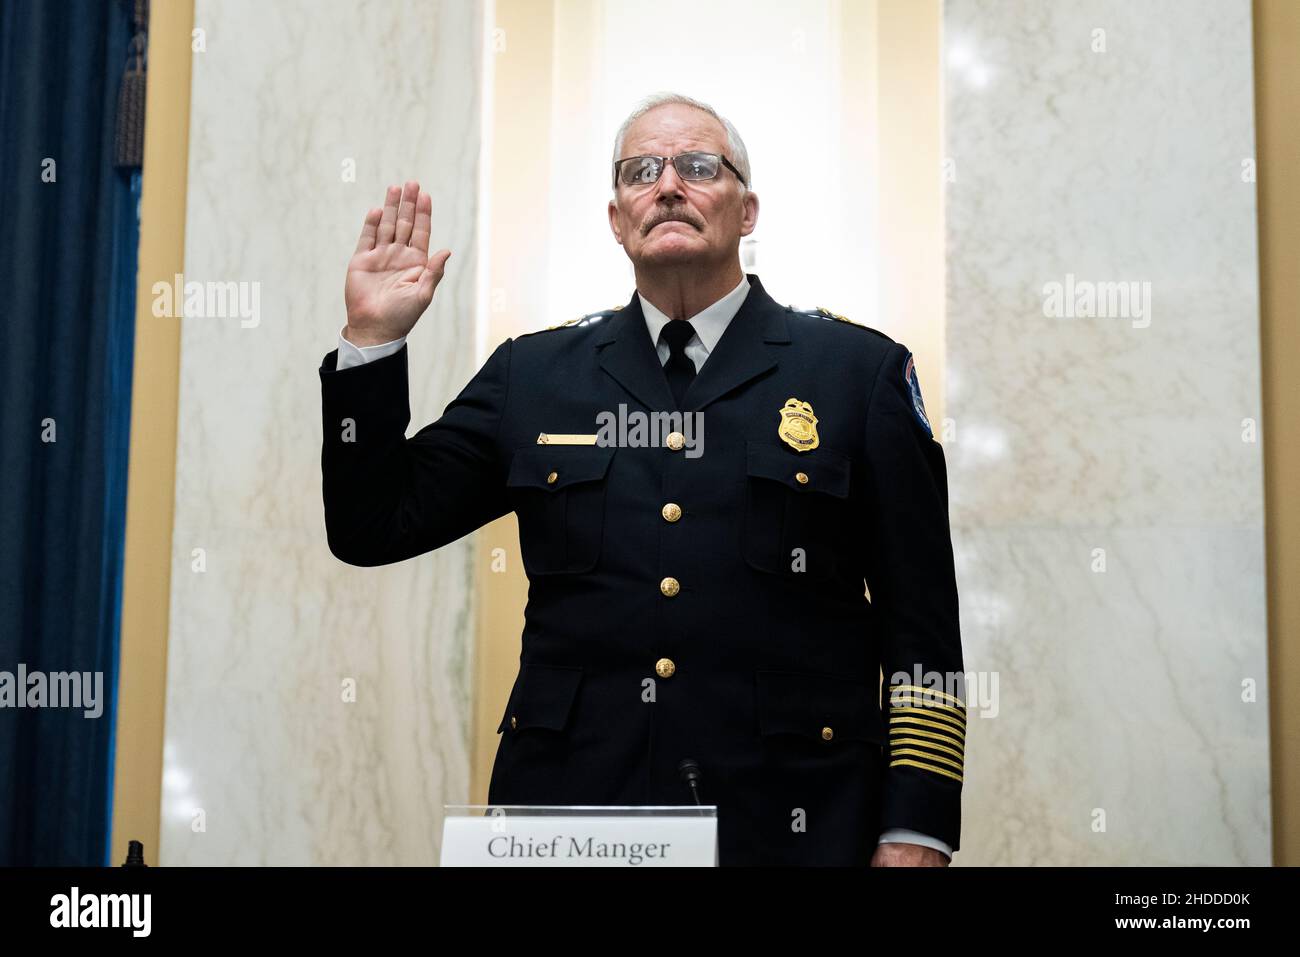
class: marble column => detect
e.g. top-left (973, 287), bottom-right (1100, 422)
top-left (160, 0), bottom-right (486, 864)
top-left (944, 0), bottom-right (1269, 864)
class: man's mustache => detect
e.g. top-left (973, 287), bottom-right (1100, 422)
top-left (643, 212), bottom-right (701, 234)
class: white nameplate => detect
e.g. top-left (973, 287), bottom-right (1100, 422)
top-left (440, 806), bottom-right (718, 867)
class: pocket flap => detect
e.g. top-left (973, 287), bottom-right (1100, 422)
top-left (755, 670), bottom-right (883, 743)
top-left (497, 662), bottom-right (584, 733)
top-left (745, 441), bottom-right (851, 498)
top-left (507, 445), bottom-right (615, 492)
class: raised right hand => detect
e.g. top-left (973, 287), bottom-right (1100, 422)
top-left (343, 180), bottom-right (451, 347)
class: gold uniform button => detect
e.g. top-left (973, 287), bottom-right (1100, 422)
top-left (510, 715), bottom-right (518, 730)
top-left (662, 502), bottom-right (682, 522)
top-left (821, 726), bottom-right (834, 741)
top-left (655, 657), bottom-right (676, 678)
top-left (660, 576), bottom-right (680, 597)
top-left (546, 470), bottom-right (558, 484)
top-left (666, 431), bottom-right (685, 451)
top-left (795, 471), bottom-right (809, 485)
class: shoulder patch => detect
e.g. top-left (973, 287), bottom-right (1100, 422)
top-left (786, 304), bottom-right (894, 342)
top-left (902, 351), bottom-right (933, 438)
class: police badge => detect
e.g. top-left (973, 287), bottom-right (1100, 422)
top-left (777, 398), bottom-right (820, 452)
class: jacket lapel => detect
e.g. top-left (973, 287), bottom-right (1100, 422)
top-left (594, 289), bottom-right (675, 414)
top-left (682, 273), bottom-right (790, 412)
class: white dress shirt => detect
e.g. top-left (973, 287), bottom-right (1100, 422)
top-left (637, 274), bottom-right (751, 373)
top-left (331, 278), bottom-right (952, 860)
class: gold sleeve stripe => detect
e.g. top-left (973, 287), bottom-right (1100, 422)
top-left (889, 710), bottom-right (967, 736)
top-left (890, 736), bottom-right (964, 761)
top-left (889, 758), bottom-right (964, 784)
top-left (894, 738), bottom-right (967, 764)
top-left (888, 696), bottom-right (967, 723)
top-left (888, 684), bottom-right (966, 707)
top-left (889, 725), bottom-right (964, 753)
top-left (891, 747), bottom-right (964, 773)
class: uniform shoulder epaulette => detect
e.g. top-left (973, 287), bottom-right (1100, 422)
top-left (786, 304), bottom-right (893, 341)
top-left (555, 305), bottom-right (623, 329)
top-left (519, 305), bottom-right (623, 337)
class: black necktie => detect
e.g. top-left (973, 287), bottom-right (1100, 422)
top-left (661, 320), bottom-right (697, 409)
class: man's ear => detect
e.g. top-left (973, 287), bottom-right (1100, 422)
top-left (607, 199), bottom-right (624, 245)
top-left (740, 190), bottom-right (759, 237)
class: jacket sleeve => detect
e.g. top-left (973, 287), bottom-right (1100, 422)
top-left (319, 338), bottom-right (514, 566)
top-left (861, 340), bottom-right (966, 851)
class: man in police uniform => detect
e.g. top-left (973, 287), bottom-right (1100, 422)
top-left (320, 93), bottom-right (966, 866)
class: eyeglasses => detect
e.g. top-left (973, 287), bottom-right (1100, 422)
top-left (613, 151), bottom-right (748, 189)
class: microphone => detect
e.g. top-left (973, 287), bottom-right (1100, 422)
top-left (121, 840), bottom-right (147, 867)
top-left (677, 758), bottom-right (704, 807)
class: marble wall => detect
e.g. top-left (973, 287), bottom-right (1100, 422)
top-left (160, 0), bottom-right (486, 864)
top-left (944, 0), bottom-right (1270, 863)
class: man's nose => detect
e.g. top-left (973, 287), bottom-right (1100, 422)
top-left (655, 159), bottom-right (687, 198)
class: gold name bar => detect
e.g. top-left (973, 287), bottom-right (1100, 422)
top-left (536, 433), bottom-right (599, 445)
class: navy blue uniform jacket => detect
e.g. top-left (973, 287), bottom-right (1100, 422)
top-left (319, 274), bottom-right (966, 865)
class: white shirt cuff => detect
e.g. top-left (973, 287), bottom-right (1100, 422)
top-left (336, 326), bottom-right (407, 370)
top-left (877, 828), bottom-right (952, 859)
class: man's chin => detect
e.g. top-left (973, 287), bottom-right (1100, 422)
top-left (637, 237), bottom-right (704, 265)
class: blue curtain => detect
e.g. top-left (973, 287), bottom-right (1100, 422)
top-left (0, 0), bottom-right (140, 865)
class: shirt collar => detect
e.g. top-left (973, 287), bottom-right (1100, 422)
top-left (639, 274), bottom-right (751, 358)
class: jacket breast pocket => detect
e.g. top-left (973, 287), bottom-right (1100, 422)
top-left (506, 445), bottom-right (614, 575)
top-left (742, 440), bottom-right (854, 580)
top-left (754, 669), bottom-right (884, 745)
